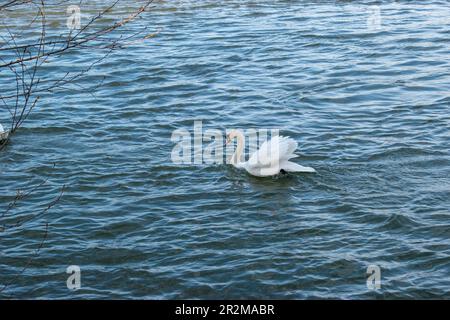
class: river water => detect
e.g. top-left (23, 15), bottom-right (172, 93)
top-left (0, 0), bottom-right (449, 299)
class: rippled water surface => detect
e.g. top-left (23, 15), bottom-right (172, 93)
top-left (1, 1), bottom-right (449, 299)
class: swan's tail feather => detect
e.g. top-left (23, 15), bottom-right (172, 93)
top-left (282, 161), bottom-right (316, 173)
top-left (286, 153), bottom-right (299, 160)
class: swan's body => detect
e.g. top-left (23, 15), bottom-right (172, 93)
top-left (0, 123), bottom-right (4, 133)
top-left (226, 130), bottom-right (315, 177)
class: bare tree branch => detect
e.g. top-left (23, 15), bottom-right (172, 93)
top-left (0, 0), bottom-right (157, 296)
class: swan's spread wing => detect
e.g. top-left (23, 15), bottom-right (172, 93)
top-left (247, 135), bottom-right (298, 169)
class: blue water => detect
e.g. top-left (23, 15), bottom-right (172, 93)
top-left (0, 1), bottom-right (449, 299)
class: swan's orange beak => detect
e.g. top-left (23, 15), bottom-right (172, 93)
top-left (225, 135), bottom-right (231, 145)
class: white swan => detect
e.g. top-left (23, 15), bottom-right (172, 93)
top-left (226, 130), bottom-right (316, 177)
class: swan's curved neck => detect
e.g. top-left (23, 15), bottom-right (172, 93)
top-left (231, 131), bottom-right (245, 166)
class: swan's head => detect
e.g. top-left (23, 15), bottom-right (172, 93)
top-left (225, 129), bottom-right (242, 145)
